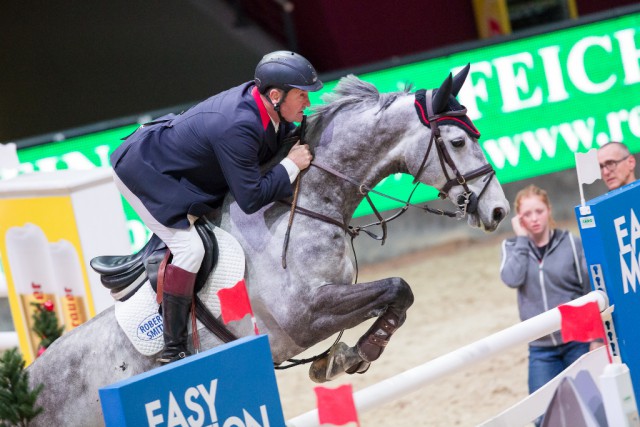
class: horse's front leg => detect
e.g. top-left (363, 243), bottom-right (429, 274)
top-left (299, 277), bottom-right (414, 383)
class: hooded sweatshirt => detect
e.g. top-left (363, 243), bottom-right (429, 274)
top-left (500, 229), bottom-right (590, 347)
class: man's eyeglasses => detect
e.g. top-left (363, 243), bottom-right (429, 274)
top-left (599, 155), bottom-right (629, 172)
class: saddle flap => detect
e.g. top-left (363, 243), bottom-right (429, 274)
top-left (93, 217), bottom-right (219, 301)
top-left (194, 219), bottom-right (219, 292)
top-left (90, 234), bottom-right (165, 275)
top-left (115, 225), bottom-right (245, 356)
top-left (100, 264), bottom-right (145, 290)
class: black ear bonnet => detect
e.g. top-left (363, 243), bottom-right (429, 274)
top-left (414, 89), bottom-right (481, 139)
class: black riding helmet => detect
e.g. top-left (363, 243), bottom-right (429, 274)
top-left (254, 51), bottom-right (323, 95)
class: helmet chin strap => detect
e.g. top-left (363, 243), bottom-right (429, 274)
top-left (269, 89), bottom-right (290, 124)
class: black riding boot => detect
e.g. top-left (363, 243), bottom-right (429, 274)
top-left (157, 264), bottom-right (197, 365)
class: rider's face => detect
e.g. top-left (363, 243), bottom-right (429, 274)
top-left (279, 89), bottom-right (310, 123)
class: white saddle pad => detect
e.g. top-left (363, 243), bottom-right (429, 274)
top-left (114, 226), bottom-right (246, 356)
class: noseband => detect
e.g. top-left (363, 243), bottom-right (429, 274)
top-left (413, 89), bottom-right (495, 216)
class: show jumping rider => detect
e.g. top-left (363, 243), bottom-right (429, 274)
top-left (110, 51), bottom-right (323, 364)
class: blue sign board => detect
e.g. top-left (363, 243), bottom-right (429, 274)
top-left (575, 180), bottom-right (640, 398)
top-left (99, 335), bottom-right (285, 427)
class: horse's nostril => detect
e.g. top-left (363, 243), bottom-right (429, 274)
top-left (493, 207), bottom-right (506, 223)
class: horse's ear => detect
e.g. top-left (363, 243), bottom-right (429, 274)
top-left (451, 63), bottom-right (470, 97)
top-left (432, 73), bottom-right (453, 115)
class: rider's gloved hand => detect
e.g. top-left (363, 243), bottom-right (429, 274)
top-left (286, 142), bottom-right (313, 171)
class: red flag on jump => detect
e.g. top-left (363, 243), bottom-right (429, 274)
top-left (558, 301), bottom-right (606, 343)
top-left (315, 384), bottom-right (360, 427)
top-left (217, 279), bottom-right (253, 324)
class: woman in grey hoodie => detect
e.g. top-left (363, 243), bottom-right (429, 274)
top-left (500, 184), bottom-right (591, 417)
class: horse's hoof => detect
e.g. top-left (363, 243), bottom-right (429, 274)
top-left (309, 342), bottom-right (348, 383)
top-left (309, 342), bottom-right (369, 383)
top-left (309, 356), bottom-right (330, 383)
top-left (346, 360), bottom-right (371, 375)
top-left (309, 342), bottom-right (363, 383)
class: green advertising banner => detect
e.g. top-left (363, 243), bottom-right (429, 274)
top-left (311, 11), bottom-right (640, 215)
top-left (6, 9), bottom-right (640, 248)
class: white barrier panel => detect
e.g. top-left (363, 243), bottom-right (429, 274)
top-left (0, 331), bottom-right (19, 350)
top-left (286, 291), bottom-right (608, 427)
top-left (0, 169), bottom-right (130, 364)
top-left (479, 346), bottom-right (610, 426)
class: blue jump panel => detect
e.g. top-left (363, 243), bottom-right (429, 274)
top-left (575, 179), bottom-right (640, 399)
top-left (99, 335), bottom-right (285, 427)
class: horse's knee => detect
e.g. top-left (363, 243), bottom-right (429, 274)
top-left (388, 277), bottom-right (414, 311)
top-left (356, 278), bottom-right (414, 363)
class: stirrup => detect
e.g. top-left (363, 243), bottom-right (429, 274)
top-left (156, 350), bottom-right (190, 365)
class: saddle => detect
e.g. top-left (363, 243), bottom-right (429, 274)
top-left (91, 217), bottom-right (244, 355)
top-left (90, 217), bottom-right (219, 302)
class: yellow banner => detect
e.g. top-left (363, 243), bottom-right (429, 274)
top-left (472, 0), bottom-right (511, 38)
top-left (0, 196), bottom-right (94, 364)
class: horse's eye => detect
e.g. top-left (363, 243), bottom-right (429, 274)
top-left (451, 137), bottom-right (465, 148)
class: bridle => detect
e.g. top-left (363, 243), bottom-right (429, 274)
top-left (413, 88), bottom-right (496, 217)
top-left (281, 90), bottom-right (497, 260)
top-left (275, 91), bottom-right (497, 369)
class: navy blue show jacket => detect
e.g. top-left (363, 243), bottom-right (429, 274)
top-left (110, 82), bottom-right (295, 229)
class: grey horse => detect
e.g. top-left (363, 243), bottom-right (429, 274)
top-left (26, 68), bottom-right (509, 426)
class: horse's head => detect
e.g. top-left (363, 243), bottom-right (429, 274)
top-left (408, 65), bottom-right (509, 232)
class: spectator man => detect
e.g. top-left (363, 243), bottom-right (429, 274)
top-left (597, 141), bottom-right (636, 190)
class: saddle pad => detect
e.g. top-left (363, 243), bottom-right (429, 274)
top-left (114, 226), bottom-right (246, 356)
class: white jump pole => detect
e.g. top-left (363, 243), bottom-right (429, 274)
top-left (286, 290), bottom-right (609, 427)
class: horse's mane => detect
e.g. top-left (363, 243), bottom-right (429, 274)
top-left (311, 74), bottom-right (413, 121)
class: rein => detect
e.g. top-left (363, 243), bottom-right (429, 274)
top-left (275, 161), bottom-right (450, 370)
top-left (279, 161), bottom-right (461, 270)
top-left (275, 89), bottom-right (497, 369)
top-left (282, 116), bottom-right (307, 269)
top-left (279, 91), bottom-right (497, 270)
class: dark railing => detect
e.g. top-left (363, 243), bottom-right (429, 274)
top-left (7, 3), bottom-right (640, 151)
top-left (230, 0), bottom-right (298, 51)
